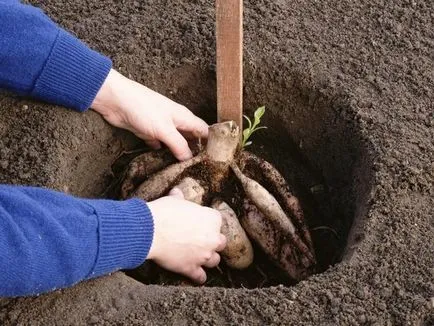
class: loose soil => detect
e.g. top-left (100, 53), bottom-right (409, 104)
top-left (0, 0), bottom-right (433, 325)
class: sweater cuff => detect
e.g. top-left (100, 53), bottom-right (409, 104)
top-left (31, 30), bottom-right (112, 112)
top-left (84, 198), bottom-right (154, 278)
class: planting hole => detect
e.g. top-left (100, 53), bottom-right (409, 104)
top-left (62, 64), bottom-right (373, 289)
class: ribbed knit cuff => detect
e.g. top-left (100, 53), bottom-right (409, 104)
top-left (31, 30), bottom-right (112, 112)
top-left (83, 198), bottom-right (154, 278)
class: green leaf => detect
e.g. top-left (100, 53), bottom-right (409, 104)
top-left (241, 106), bottom-right (267, 148)
top-left (243, 115), bottom-right (252, 130)
top-left (242, 128), bottom-right (251, 146)
top-left (253, 106), bottom-right (265, 127)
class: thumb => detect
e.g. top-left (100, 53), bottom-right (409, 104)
top-left (168, 187), bottom-right (184, 199)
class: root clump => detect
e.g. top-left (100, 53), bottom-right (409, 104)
top-left (115, 121), bottom-right (316, 286)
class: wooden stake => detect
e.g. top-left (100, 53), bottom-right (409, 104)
top-left (216, 0), bottom-right (243, 130)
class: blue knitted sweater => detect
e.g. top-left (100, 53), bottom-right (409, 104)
top-left (0, 1), bottom-right (154, 297)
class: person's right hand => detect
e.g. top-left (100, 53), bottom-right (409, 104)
top-left (146, 188), bottom-right (226, 284)
top-left (91, 69), bottom-right (208, 161)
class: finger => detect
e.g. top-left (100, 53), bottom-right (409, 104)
top-left (203, 252), bottom-right (221, 268)
top-left (159, 125), bottom-right (192, 161)
top-left (168, 187), bottom-right (184, 199)
top-left (172, 108), bottom-right (209, 139)
top-left (180, 130), bottom-right (202, 140)
top-left (215, 233), bottom-right (227, 252)
top-left (188, 267), bottom-right (207, 284)
top-left (207, 208), bottom-right (223, 230)
top-left (144, 139), bottom-right (162, 150)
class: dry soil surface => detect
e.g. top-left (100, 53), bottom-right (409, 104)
top-left (0, 0), bottom-right (433, 325)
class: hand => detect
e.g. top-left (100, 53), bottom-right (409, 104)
top-left (91, 69), bottom-right (208, 161)
top-left (147, 188), bottom-right (226, 284)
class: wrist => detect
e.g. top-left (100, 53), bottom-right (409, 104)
top-left (146, 200), bottom-right (160, 261)
top-left (91, 69), bottom-right (123, 117)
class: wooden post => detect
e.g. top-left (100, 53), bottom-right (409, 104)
top-left (216, 0), bottom-right (243, 130)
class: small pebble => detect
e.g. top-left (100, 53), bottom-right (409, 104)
top-left (288, 290), bottom-right (298, 300)
top-left (356, 287), bottom-right (366, 300)
top-left (378, 301), bottom-right (387, 311)
top-left (113, 297), bottom-right (126, 310)
top-left (88, 316), bottom-right (99, 325)
top-left (104, 308), bottom-right (118, 319)
top-left (429, 297), bottom-right (434, 309)
top-left (358, 314), bottom-right (367, 323)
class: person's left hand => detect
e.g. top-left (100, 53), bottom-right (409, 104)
top-left (91, 69), bottom-right (208, 161)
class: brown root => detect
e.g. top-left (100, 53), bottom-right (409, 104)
top-left (231, 163), bottom-right (296, 234)
top-left (239, 151), bottom-right (315, 253)
top-left (120, 149), bottom-right (176, 199)
top-left (129, 121), bottom-right (239, 201)
top-left (119, 121), bottom-right (317, 285)
top-left (231, 162), bottom-right (315, 268)
top-left (206, 121), bottom-right (240, 162)
top-left (241, 200), bottom-right (314, 281)
top-left (174, 177), bottom-right (207, 205)
top-left (130, 153), bottom-right (205, 201)
top-left (205, 121), bottom-right (240, 192)
top-left (211, 199), bottom-right (254, 269)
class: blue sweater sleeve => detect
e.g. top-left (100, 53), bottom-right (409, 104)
top-left (0, 185), bottom-right (154, 297)
top-left (0, 2), bottom-right (152, 298)
top-left (0, 0), bottom-right (112, 111)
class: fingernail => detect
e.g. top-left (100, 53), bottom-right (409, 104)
top-left (168, 187), bottom-right (184, 199)
top-left (179, 150), bottom-right (193, 161)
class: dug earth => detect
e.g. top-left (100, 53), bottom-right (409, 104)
top-left (0, 0), bottom-right (432, 324)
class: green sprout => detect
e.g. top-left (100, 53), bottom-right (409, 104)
top-left (242, 106), bottom-right (267, 148)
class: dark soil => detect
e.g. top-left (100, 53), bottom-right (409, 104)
top-left (1, 0), bottom-right (433, 325)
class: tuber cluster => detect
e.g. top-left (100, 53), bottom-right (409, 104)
top-left (118, 121), bottom-right (316, 282)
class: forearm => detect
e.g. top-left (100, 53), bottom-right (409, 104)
top-left (0, 1), bottom-right (111, 111)
top-left (0, 185), bottom-right (153, 297)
